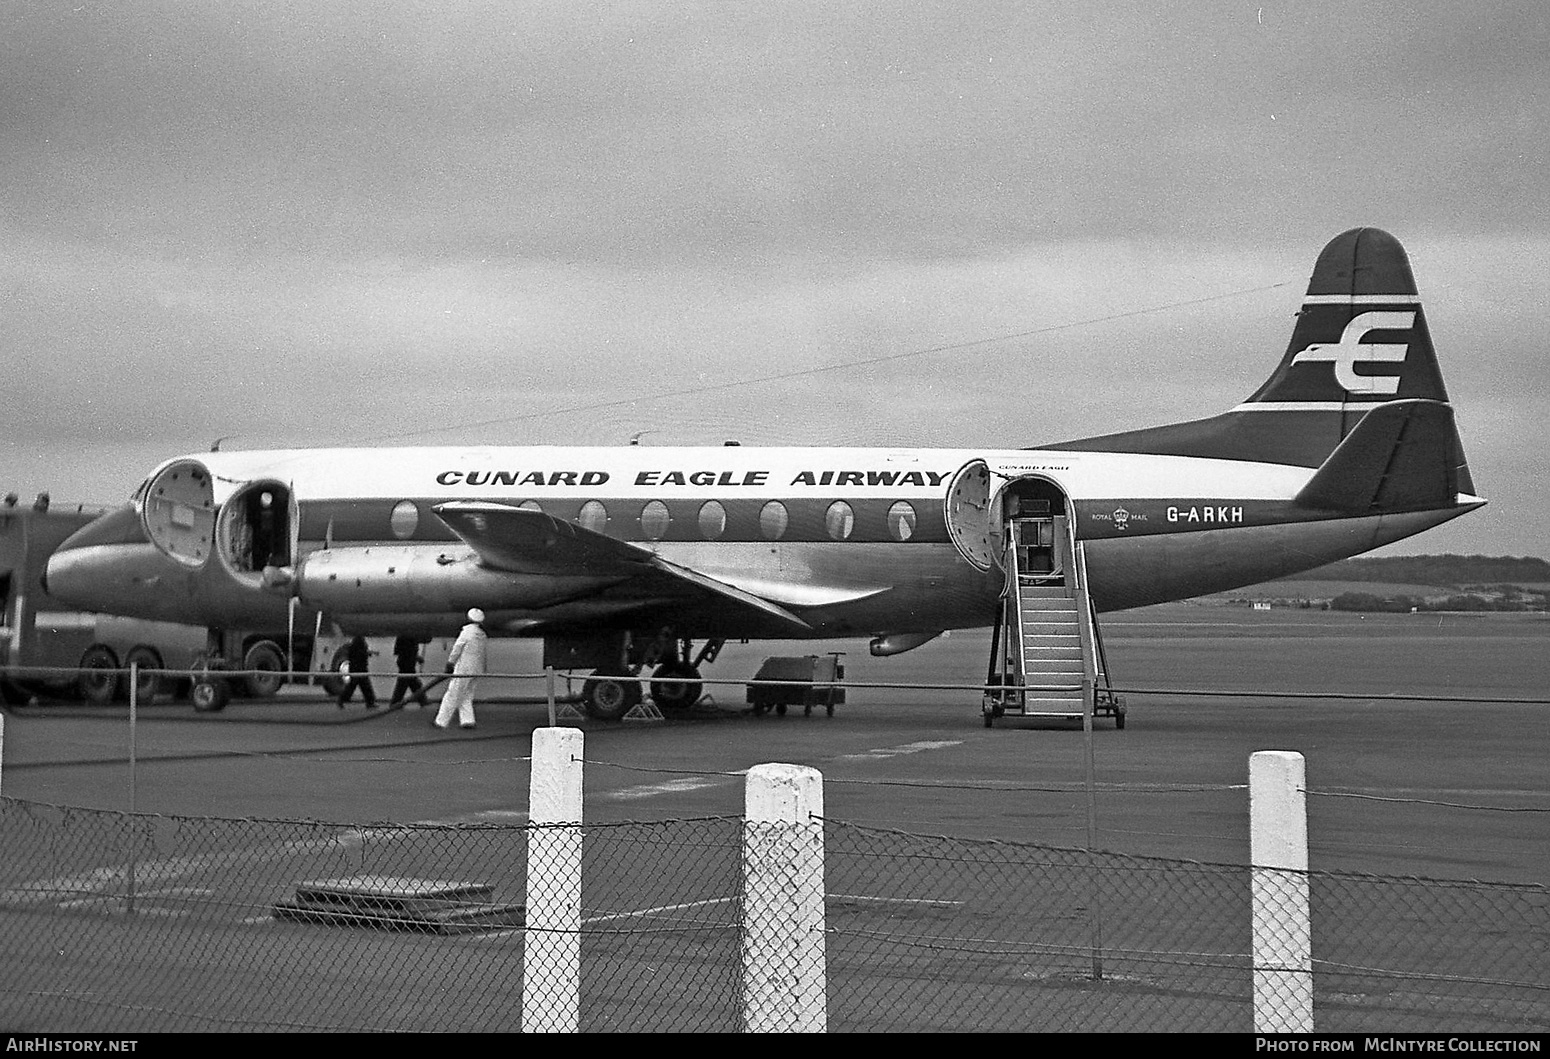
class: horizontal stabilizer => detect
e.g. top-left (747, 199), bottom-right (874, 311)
top-left (1293, 400), bottom-right (1460, 514)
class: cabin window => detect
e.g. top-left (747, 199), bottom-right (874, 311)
top-left (825, 501), bottom-right (855, 541)
top-left (640, 500), bottom-right (670, 541)
top-left (698, 500), bottom-right (727, 540)
top-left (759, 501), bottom-right (788, 541)
top-left (390, 500), bottom-right (419, 540)
top-left (887, 501), bottom-right (917, 542)
top-left (579, 500), bottom-right (608, 534)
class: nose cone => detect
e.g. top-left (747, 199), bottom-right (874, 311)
top-left (44, 503), bottom-right (154, 612)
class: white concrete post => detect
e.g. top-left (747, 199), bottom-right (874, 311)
top-left (0, 712), bottom-right (5, 796)
top-left (1250, 750), bottom-right (1313, 1033)
top-left (523, 726), bottom-right (584, 1033)
top-left (742, 762), bottom-right (826, 1033)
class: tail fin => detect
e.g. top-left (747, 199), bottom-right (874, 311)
top-left (1046, 228), bottom-right (1473, 492)
top-left (1241, 227), bottom-right (1449, 408)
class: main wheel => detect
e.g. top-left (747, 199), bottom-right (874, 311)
top-left (242, 640), bottom-right (287, 698)
top-left (582, 672), bottom-right (640, 721)
top-left (77, 645), bottom-right (121, 705)
top-left (649, 663), bottom-right (703, 711)
top-left (190, 677), bottom-right (231, 713)
top-left (124, 646), bottom-right (164, 704)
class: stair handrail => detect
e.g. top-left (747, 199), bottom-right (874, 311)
top-left (1069, 514), bottom-right (1101, 704)
top-left (1004, 532), bottom-right (1024, 692)
top-left (1074, 539), bottom-right (1117, 694)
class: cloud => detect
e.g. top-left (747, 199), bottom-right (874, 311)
top-left (1, 2), bottom-right (1545, 556)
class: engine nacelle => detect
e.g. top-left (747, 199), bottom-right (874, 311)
top-left (869, 631), bottom-right (943, 657)
top-left (295, 544), bottom-right (622, 615)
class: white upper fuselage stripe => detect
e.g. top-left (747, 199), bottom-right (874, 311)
top-left (173, 446), bottom-right (1315, 506)
top-left (1229, 401), bottom-right (1386, 412)
top-left (1300, 294), bottom-right (1421, 304)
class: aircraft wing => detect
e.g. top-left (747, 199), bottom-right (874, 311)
top-left (432, 501), bottom-right (813, 633)
top-left (433, 501), bottom-right (652, 575)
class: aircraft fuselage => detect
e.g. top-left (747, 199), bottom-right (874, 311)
top-left (44, 442), bottom-right (1476, 643)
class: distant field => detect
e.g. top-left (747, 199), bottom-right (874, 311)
top-left (1101, 600), bottom-right (1550, 637)
top-left (1196, 578), bottom-right (1454, 601)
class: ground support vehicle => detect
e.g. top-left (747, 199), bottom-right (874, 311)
top-left (746, 654), bottom-right (846, 716)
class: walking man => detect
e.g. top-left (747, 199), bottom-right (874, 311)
top-left (388, 635), bottom-right (431, 709)
top-left (435, 609), bottom-right (487, 730)
top-left (336, 635), bottom-right (377, 709)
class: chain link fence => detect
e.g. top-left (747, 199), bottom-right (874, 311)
top-left (0, 796), bottom-right (1542, 1032)
top-left (824, 821), bottom-right (1546, 1032)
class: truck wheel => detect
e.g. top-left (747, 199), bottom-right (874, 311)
top-left (124, 646), bottom-right (164, 703)
top-left (190, 678), bottom-right (231, 713)
top-left (77, 645), bottom-right (121, 706)
top-left (320, 645), bottom-right (350, 699)
top-left (242, 640), bottom-right (287, 698)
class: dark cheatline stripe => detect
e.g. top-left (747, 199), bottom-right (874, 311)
top-left (298, 496), bottom-right (952, 545)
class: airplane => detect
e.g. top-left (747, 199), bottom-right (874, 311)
top-left (44, 227), bottom-right (1482, 717)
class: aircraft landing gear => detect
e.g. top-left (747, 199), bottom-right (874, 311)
top-left (572, 635), bottom-right (724, 720)
top-left (190, 676), bottom-right (232, 713)
top-left (648, 637), bottom-right (723, 710)
top-left (649, 661), bottom-right (703, 711)
top-left (187, 627), bottom-right (249, 713)
top-left (581, 670), bottom-right (641, 721)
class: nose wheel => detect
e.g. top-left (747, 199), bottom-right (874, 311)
top-left (190, 676), bottom-right (232, 712)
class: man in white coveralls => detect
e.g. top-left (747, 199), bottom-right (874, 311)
top-left (435, 608), bottom-right (487, 730)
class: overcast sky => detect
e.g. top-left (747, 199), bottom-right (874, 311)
top-left (3, 1), bottom-right (1546, 557)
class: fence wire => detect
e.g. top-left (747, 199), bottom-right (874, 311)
top-left (0, 798), bottom-right (1542, 1032)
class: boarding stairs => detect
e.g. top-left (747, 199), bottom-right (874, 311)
top-left (984, 510), bottom-right (1125, 728)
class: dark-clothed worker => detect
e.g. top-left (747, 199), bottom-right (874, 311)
top-left (388, 635), bottom-right (431, 709)
top-left (336, 635), bottom-right (378, 709)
